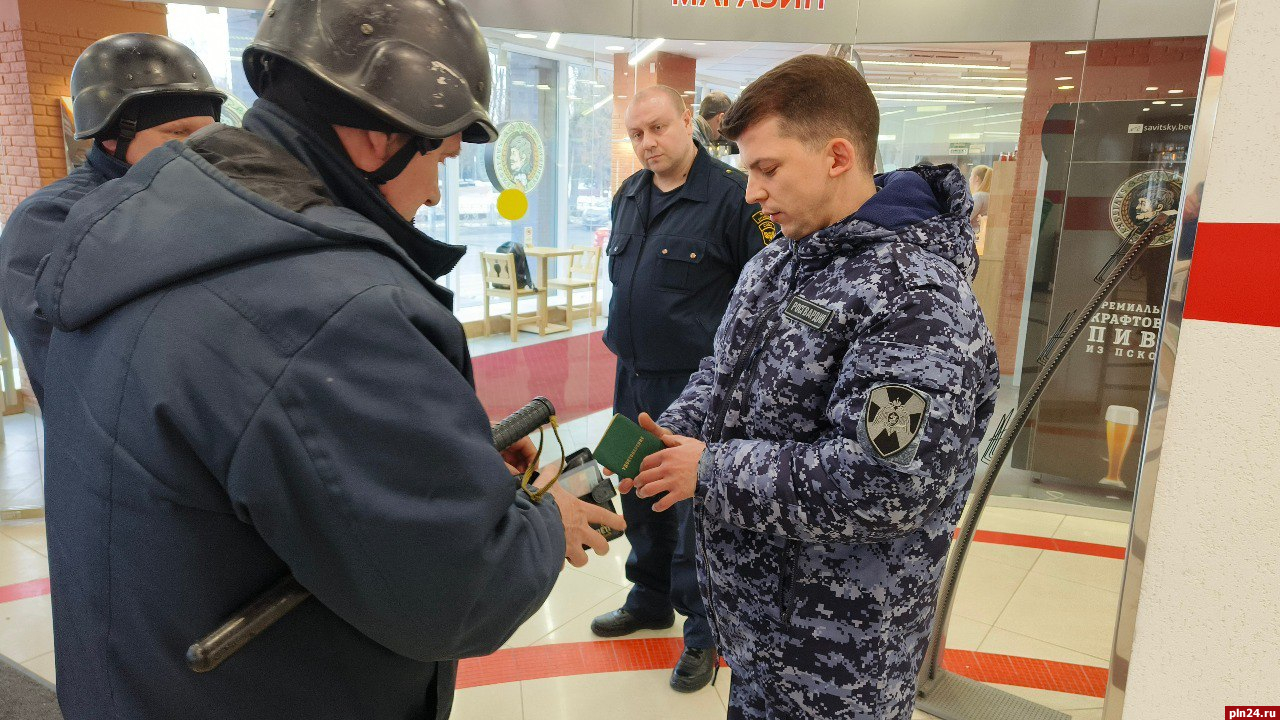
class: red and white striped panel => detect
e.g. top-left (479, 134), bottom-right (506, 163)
top-left (1125, 0), bottom-right (1280, 716)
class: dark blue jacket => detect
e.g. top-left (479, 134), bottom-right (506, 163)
top-left (0, 145), bottom-right (127, 402)
top-left (604, 142), bottom-right (767, 375)
top-left (34, 105), bottom-right (565, 720)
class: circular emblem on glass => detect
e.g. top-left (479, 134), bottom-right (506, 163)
top-left (486, 121), bottom-right (545, 193)
top-left (1109, 169), bottom-right (1183, 247)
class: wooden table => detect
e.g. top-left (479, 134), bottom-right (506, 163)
top-left (523, 246), bottom-right (584, 335)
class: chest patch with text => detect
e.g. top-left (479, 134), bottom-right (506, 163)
top-left (783, 296), bottom-right (833, 332)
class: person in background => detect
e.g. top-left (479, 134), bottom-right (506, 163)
top-left (625, 55), bottom-right (1001, 719)
top-left (32, 1), bottom-right (622, 718)
top-left (969, 163), bottom-right (993, 232)
top-left (694, 90), bottom-right (736, 157)
top-left (595, 84), bottom-right (768, 693)
top-left (0, 33), bottom-right (224, 403)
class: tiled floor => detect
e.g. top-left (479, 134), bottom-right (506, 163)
top-left (439, 467), bottom-right (1121, 719)
top-left (0, 326), bottom-right (1130, 718)
top-left (0, 412), bottom-right (43, 513)
top-left (0, 516), bottom-right (54, 682)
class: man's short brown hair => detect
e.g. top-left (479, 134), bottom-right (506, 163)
top-left (699, 91), bottom-right (732, 120)
top-left (721, 55), bottom-right (880, 172)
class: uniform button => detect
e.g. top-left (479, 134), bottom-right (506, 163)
top-left (690, 253), bottom-right (697, 259)
top-left (661, 248), bottom-right (669, 255)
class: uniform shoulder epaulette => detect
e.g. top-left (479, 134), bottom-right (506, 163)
top-left (715, 164), bottom-right (748, 190)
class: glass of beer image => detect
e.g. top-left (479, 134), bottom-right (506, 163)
top-left (1101, 405), bottom-right (1141, 488)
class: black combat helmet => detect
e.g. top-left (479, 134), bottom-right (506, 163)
top-left (70, 33), bottom-right (226, 140)
top-left (244, 0), bottom-right (497, 144)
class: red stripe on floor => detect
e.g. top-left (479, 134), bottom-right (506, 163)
top-left (456, 637), bottom-right (698, 689)
top-left (472, 331), bottom-right (617, 424)
top-left (0, 531), bottom-right (1126, 607)
top-left (0, 577), bottom-right (49, 604)
top-left (457, 637), bottom-right (1107, 698)
top-left (972, 529), bottom-right (1127, 560)
top-left (1185, 222), bottom-right (1280, 328)
top-left (942, 649), bottom-right (1108, 698)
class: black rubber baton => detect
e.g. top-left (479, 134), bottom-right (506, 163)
top-left (186, 397), bottom-right (557, 673)
top-left (490, 397), bottom-right (556, 454)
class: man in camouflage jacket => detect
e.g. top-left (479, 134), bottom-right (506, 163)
top-left (627, 56), bottom-right (1001, 719)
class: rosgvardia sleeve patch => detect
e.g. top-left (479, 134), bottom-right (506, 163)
top-left (859, 382), bottom-right (931, 466)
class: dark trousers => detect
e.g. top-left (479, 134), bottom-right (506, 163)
top-left (613, 362), bottom-right (713, 649)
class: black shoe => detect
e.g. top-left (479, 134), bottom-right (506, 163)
top-left (590, 608), bottom-right (675, 638)
top-left (669, 646), bottom-right (717, 693)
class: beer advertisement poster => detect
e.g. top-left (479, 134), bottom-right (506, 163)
top-left (1013, 100), bottom-right (1193, 495)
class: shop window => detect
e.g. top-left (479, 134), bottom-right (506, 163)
top-left (159, 9), bottom-right (1206, 525)
top-left (443, 49), bottom-right (560, 314)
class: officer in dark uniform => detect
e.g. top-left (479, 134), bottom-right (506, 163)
top-left (595, 84), bottom-right (769, 693)
top-left (0, 33), bottom-right (224, 403)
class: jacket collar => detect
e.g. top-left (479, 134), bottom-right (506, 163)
top-left (241, 100), bottom-right (467, 280)
top-left (625, 140), bottom-right (716, 205)
top-left (86, 142), bottom-right (130, 181)
top-left (790, 212), bottom-right (892, 266)
top-left (787, 165), bottom-right (978, 281)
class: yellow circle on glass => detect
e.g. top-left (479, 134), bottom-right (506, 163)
top-left (497, 189), bottom-right (529, 221)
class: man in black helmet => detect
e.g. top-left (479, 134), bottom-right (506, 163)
top-left (0, 32), bottom-right (224, 403)
top-left (32, 2), bottom-right (621, 718)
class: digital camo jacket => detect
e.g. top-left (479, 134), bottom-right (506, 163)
top-left (659, 165), bottom-right (1001, 719)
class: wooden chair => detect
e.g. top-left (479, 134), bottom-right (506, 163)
top-left (480, 251), bottom-right (546, 341)
top-left (547, 245), bottom-right (603, 328)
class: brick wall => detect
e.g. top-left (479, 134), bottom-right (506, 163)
top-left (994, 36), bottom-right (1207, 368)
top-left (0, 0), bottom-right (166, 220)
top-left (611, 51), bottom-right (697, 194)
top-left (0, 6), bottom-right (39, 220)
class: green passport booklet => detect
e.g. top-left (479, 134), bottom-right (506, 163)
top-left (593, 414), bottom-right (666, 480)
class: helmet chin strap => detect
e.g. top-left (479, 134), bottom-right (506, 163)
top-left (364, 135), bottom-right (442, 186)
top-left (112, 108), bottom-right (139, 162)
